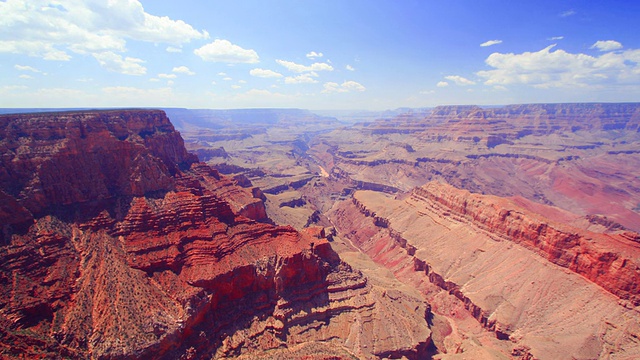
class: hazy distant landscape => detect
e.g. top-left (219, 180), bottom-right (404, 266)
top-left (1, 1), bottom-right (640, 359)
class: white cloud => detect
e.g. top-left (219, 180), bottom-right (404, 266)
top-left (19, 74), bottom-right (33, 79)
top-left (172, 66), bottom-right (195, 75)
top-left (346, 64), bottom-right (355, 71)
top-left (0, 0), bottom-right (207, 63)
top-left (276, 59), bottom-right (334, 73)
top-left (436, 81), bottom-right (449, 87)
top-left (306, 51), bottom-right (323, 59)
top-left (231, 85), bottom-right (241, 89)
top-left (14, 65), bottom-right (43, 73)
top-left (321, 80), bottom-right (366, 93)
top-left (158, 73), bottom-right (177, 79)
top-left (548, 36), bottom-right (564, 41)
top-left (250, 68), bottom-right (283, 78)
top-left (92, 51), bottom-right (146, 75)
top-left (591, 40), bottom-right (623, 52)
top-left (223, 77), bottom-right (233, 81)
top-left (560, 10), bottom-right (576, 17)
top-left (476, 44), bottom-right (640, 89)
top-left (444, 75), bottom-right (476, 86)
top-left (217, 72), bottom-right (227, 76)
top-left (238, 80), bottom-right (247, 84)
top-left (194, 39), bottom-right (259, 63)
top-left (480, 40), bottom-right (502, 47)
top-left (285, 73), bottom-right (318, 84)
top-left (166, 46), bottom-right (182, 53)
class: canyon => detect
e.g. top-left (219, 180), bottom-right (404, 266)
top-left (1, 103), bottom-right (640, 359)
top-left (0, 110), bottom-right (430, 359)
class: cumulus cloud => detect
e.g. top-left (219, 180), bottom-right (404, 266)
top-left (19, 74), bottom-right (33, 79)
top-left (0, 0), bottom-right (207, 65)
top-left (166, 46), bottom-right (182, 53)
top-left (444, 75), bottom-right (476, 86)
top-left (158, 73), bottom-right (177, 79)
top-left (346, 65), bottom-right (355, 71)
top-left (194, 39), bottom-right (259, 63)
top-left (276, 59), bottom-right (334, 73)
top-left (284, 73), bottom-right (318, 84)
top-left (321, 80), bottom-right (366, 93)
top-left (92, 51), bottom-right (146, 75)
top-left (548, 36), bottom-right (564, 41)
top-left (306, 51), bottom-right (323, 59)
top-left (231, 85), bottom-right (241, 89)
top-left (476, 44), bottom-right (640, 89)
top-left (436, 81), bottom-right (449, 87)
top-left (172, 66), bottom-right (195, 75)
top-left (480, 40), bottom-right (502, 47)
top-left (591, 40), bottom-right (623, 52)
top-left (250, 68), bottom-right (283, 78)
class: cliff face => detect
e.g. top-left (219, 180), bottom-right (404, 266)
top-left (364, 103), bottom-right (640, 137)
top-left (0, 110), bottom-right (431, 359)
top-left (0, 110), bottom-right (197, 223)
top-left (414, 182), bottom-right (640, 305)
top-left (328, 184), bottom-right (640, 359)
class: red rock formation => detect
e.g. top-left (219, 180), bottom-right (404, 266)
top-left (413, 182), bottom-right (640, 305)
top-left (328, 185), bottom-right (640, 359)
top-left (0, 110), bottom-right (431, 359)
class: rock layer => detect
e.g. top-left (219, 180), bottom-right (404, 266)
top-left (328, 183), bottom-right (640, 359)
top-left (0, 110), bottom-right (431, 359)
top-left (309, 103), bottom-right (640, 232)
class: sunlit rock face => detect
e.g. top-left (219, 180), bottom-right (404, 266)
top-left (0, 110), bottom-right (431, 359)
top-left (328, 183), bottom-right (640, 359)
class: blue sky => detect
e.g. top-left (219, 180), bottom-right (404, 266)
top-left (1, 0), bottom-right (639, 110)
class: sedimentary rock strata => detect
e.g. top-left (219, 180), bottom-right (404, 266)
top-left (310, 103), bottom-right (640, 232)
top-left (328, 183), bottom-right (640, 359)
top-left (0, 110), bottom-right (431, 359)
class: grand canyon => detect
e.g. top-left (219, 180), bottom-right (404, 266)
top-left (1, 103), bottom-right (640, 359)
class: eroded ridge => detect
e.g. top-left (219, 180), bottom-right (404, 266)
top-left (328, 183), bottom-right (640, 359)
top-left (414, 182), bottom-right (640, 305)
top-left (0, 110), bottom-right (431, 359)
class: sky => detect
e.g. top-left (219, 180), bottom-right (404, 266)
top-left (1, 0), bottom-right (639, 110)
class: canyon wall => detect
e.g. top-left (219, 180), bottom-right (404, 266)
top-left (0, 110), bottom-right (431, 359)
top-left (311, 103), bottom-right (640, 232)
top-left (413, 182), bottom-right (640, 305)
top-left (328, 183), bottom-right (640, 359)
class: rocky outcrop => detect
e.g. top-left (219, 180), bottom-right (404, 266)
top-left (328, 186), bottom-right (640, 359)
top-left (414, 182), bottom-right (640, 305)
top-left (0, 110), bottom-right (197, 219)
top-left (0, 110), bottom-right (431, 359)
